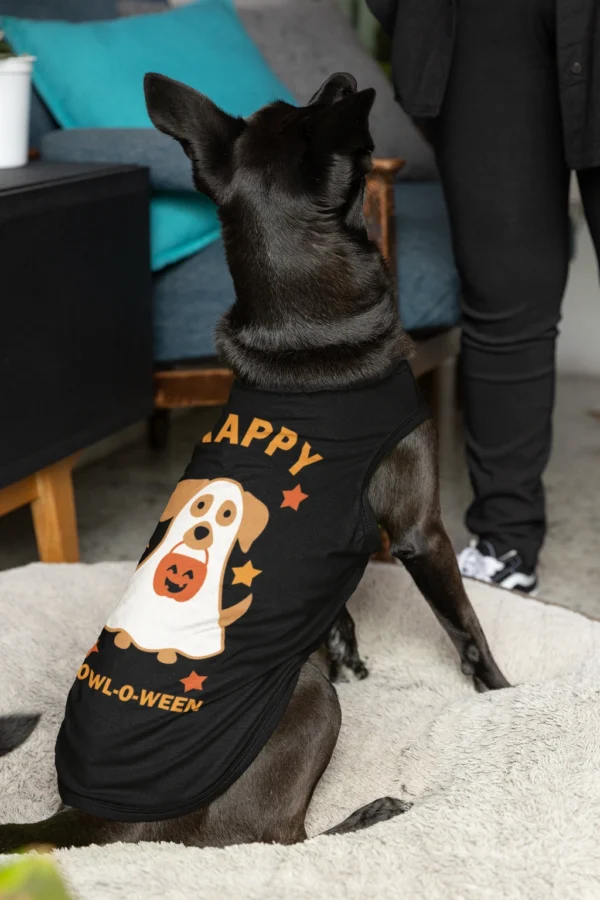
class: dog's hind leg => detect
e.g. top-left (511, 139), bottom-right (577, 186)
top-left (0, 810), bottom-right (138, 854)
top-left (157, 659), bottom-right (343, 847)
top-left (203, 659), bottom-right (407, 845)
top-left (324, 797), bottom-right (411, 835)
top-left (368, 419), bottom-right (509, 692)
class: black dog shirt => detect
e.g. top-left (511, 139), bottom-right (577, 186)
top-left (56, 361), bottom-right (430, 821)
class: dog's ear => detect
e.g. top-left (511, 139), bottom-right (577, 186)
top-left (237, 491), bottom-right (269, 553)
top-left (144, 73), bottom-right (245, 204)
top-left (159, 479), bottom-right (210, 522)
top-left (307, 87), bottom-right (376, 155)
top-left (307, 72), bottom-right (358, 107)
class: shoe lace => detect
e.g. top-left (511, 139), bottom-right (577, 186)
top-left (457, 540), bottom-right (504, 582)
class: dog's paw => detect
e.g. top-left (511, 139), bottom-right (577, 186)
top-left (325, 796), bottom-right (412, 835)
top-left (473, 673), bottom-right (512, 693)
top-left (329, 659), bottom-right (369, 684)
top-left (325, 608), bottom-right (368, 684)
top-left (473, 675), bottom-right (489, 693)
top-left (460, 640), bottom-right (511, 692)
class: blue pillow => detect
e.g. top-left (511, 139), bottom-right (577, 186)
top-left (150, 191), bottom-right (221, 273)
top-left (2, 0), bottom-right (296, 270)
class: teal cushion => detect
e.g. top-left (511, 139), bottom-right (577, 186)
top-left (150, 191), bottom-right (220, 272)
top-left (395, 181), bottom-right (461, 332)
top-left (2, 0), bottom-right (295, 270)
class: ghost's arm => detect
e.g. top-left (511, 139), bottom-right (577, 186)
top-left (219, 595), bottom-right (253, 628)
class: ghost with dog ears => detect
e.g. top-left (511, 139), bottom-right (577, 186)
top-left (106, 478), bottom-right (269, 663)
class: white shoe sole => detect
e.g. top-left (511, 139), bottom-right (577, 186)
top-left (461, 573), bottom-right (539, 597)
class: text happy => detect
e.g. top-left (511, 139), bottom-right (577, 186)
top-left (202, 415), bottom-right (323, 476)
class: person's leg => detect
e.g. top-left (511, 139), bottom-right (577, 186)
top-left (433, 0), bottom-right (571, 575)
top-left (577, 168), bottom-right (600, 259)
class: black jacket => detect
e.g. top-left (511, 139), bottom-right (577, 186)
top-left (368, 0), bottom-right (600, 170)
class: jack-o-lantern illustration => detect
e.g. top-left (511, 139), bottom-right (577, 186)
top-left (153, 545), bottom-right (207, 602)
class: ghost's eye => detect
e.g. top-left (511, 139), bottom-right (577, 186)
top-left (168, 564), bottom-right (178, 574)
top-left (191, 494), bottom-right (213, 517)
top-left (216, 500), bottom-right (237, 526)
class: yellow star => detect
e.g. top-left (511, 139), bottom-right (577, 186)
top-left (232, 560), bottom-right (262, 587)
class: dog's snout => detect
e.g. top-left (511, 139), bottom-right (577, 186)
top-left (183, 521), bottom-right (213, 551)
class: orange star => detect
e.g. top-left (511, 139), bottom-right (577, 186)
top-left (281, 484), bottom-right (308, 510)
top-left (86, 643), bottom-right (99, 657)
top-left (232, 560), bottom-right (262, 587)
top-left (180, 671), bottom-right (207, 693)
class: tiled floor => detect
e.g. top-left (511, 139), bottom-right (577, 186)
top-left (1, 375), bottom-right (598, 615)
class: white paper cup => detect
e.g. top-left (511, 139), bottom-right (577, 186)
top-left (0, 55), bottom-right (36, 168)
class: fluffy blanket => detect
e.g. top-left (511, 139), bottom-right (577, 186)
top-left (2, 561), bottom-right (600, 899)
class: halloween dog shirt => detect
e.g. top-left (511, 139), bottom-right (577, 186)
top-left (56, 361), bottom-right (430, 821)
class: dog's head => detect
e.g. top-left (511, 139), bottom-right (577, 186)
top-left (143, 71), bottom-right (389, 378)
top-left (144, 71), bottom-right (375, 227)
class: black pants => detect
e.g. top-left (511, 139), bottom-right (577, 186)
top-left (430, 0), bottom-right (600, 569)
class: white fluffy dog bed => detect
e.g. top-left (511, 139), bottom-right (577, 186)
top-left (2, 561), bottom-right (600, 899)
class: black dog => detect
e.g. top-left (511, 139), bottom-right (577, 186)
top-left (0, 72), bottom-right (507, 854)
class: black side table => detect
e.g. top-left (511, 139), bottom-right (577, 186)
top-left (0, 162), bottom-right (153, 561)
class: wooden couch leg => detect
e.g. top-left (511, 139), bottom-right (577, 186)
top-left (31, 455), bottom-right (80, 563)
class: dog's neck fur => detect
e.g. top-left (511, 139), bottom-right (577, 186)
top-left (216, 195), bottom-right (412, 392)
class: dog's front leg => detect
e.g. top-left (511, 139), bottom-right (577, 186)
top-left (326, 607), bottom-right (369, 683)
top-left (368, 419), bottom-right (509, 691)
top-left (395, 521), bottom-right (509, 691)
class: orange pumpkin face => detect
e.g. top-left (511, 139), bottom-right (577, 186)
top-left (153, 550), bottom-right (207, 602)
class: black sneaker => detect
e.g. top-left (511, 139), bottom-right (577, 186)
top-left (457, 539), bottom-right (538, 595)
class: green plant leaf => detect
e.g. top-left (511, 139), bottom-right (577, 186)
top-left (0, 31), bottom-right (16, 58)
top-left (0, 857), bottom-right (74, 900)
